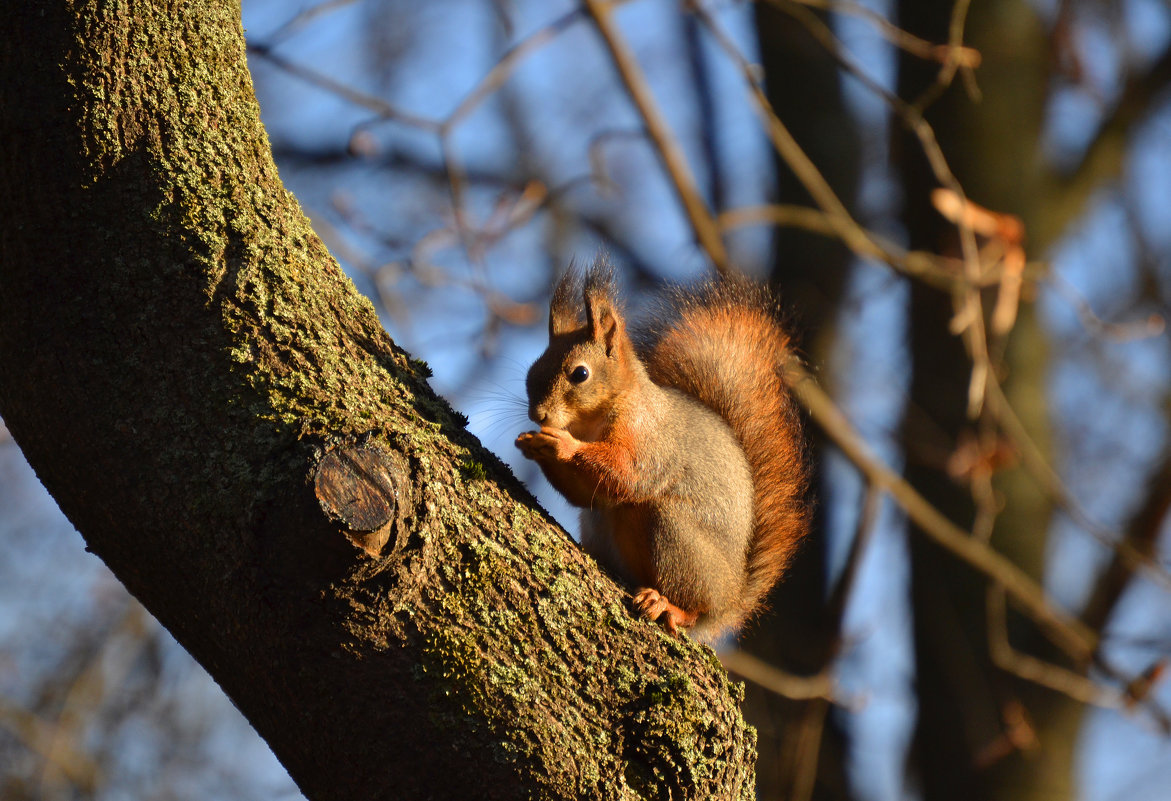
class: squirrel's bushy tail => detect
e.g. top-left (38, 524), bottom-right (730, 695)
top-left (640, 278), bottom-right (810, 631)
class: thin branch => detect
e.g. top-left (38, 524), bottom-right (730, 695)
top-left (582, 0), bottom-right (734, 276)
top-left (719, 649), bottom-right (836, 701)
top-left (1081, 452), bottom-right (1171, 632)
top-left (788, 0), bottom-right (981, 70)
top-left (779, 356), bottom-right (1098, 662)
top-left (909, 0), bottom-right (979, 112)
top-left (1061, 41), bottom-right (1171, 188)
top-left (439, 9), bottom-right (581, 267)
top-left (694, 0), bottom-right (989, 305)
top-left (1044, 273), bottom-right (1167, 343)
top-left (1034, 41), bottom-right (1171, 249)
top-left (787, 355), bottom-right (1171, 732)
top-left (586, 128), bottom-right (652, 197)
top-left (989, 577), bottom-right (1171, 734)
top-left (0, 697), bottom-right (101, 792)
top-left (265, 0), bottom-right (362, 45)
top-left (245, 43), bottom-right (441, 132)
top-left (986, 586), bottom-right (1114, 708)
top-left (749, 0), bottom-right (995, 415)
top-left (692, 2), bottom-right (873, 273)
top-left (750, 0), bottom-right (978, 235)
top-left (984, 379), bottom-right (1171, 597)
top-left (717, 203), bottom-right (965, 290)
top-left (826, 482), bottom-right (882, 632)
top-left (444, 9), bottom-right (584, 129)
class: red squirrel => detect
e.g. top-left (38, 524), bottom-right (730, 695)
top-left (516, 259), bottom-right (809, 641)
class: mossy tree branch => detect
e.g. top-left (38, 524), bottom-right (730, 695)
top-left (0, 2), bottom-right (754, 798)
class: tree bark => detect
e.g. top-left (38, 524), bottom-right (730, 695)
top-left (0, 2), bottom-right (755, 799)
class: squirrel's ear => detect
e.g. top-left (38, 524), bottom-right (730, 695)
top-left (549, 269), bottom-right (582, 336)
top-left (584, 270), bottom-right (623, 356)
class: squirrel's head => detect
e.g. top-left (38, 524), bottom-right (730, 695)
top-left (525, 260), bottom-right (634, 439)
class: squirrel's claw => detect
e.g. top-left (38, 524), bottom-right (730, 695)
top-left (515, 430), bottom-right (539, 458)
top-left (632, 588), bottom-right (697, 635)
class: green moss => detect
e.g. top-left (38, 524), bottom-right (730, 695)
top-left (459, 459), bottom-right (487, 481)
top-left (420, 627), bottom-right (492, 715)
top-left (612, 662), bottom-right (639, 695)
top-left (410, 357), bottom-right (433, 378)
top-left (623, 760), bottom-right (657, 800)
top-left (699, 644), bottom-right (725, 677)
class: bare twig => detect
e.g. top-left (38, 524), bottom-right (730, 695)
top-left (245, 43), bottom-right (440, 132)
top-left (744, 0), bottom-right (998, 419)
top-left (786, 356), bottom-right (1171, 732)
top-left (1081, 452), bottom-right (1171, 631)
top-left (582, 0), bottom-right (734, 276)
top-left (0, 697), bottom-right (101, 792)
top-left (986, 587), bottom-right (1113, 708)
top-left (692, 2), bottom-right (874, 271)
top-left (586, 128), bottom-right (651, 197)
top-left (694, 0), bottom-right (988, 303)
top-left (445, 9), bottom-right (583, 129)
top-left (910, 0), bottom-right (979, 111)
top-left (779, 356), bottom-right (1098, 662)
top-left (718, 203), bottom-right (1051, 295)
top-left (826, 483), bottom-right (882, 630)
top-left (718, 203), bottom-right (973, 290)
top-left (790, 699), bottom-right (830, 801)
top-left (787, 0), bottom-right (981, 70)
top-left (984, 379), bottom-right (1171, 596)
top-left (1044, 273), bottom-right (1166, 342)
top-left (990, 580), bottom-right (1171, 733)
top-left (719, 649), bottom-right (836, 701)
top-left (265, 0), bottom-right (361, 44)
top-left (438, 8), bottom-right (581, 265)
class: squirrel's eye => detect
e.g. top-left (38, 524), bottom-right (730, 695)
top-left (569, 365), bottom-right (590, 384)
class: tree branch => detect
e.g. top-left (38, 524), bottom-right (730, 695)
top-left (1035, 41), bottom-right (1171, 250)
top-left (778, 360), bottom-right (1098, 661)
top-left (0, 2), bottom-right (755, 799)
top-left (583, 0), bottom-right (734, 275)
top-left (1082, 452), bottom-right (1171, 633)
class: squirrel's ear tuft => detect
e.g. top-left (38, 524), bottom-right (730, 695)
top-left (583, 255), bottom-right (623, 355)
top-left (549, 266), bottom-right (583, 336)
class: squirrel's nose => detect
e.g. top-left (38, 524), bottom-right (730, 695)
top-left (530, 405), bottom-right (548, 425)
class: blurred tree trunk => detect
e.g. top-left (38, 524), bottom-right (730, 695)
top-left (0, 3), bottom-right (757, 800)
top-left (895, 2), bottom-right (1084, 799)
top-left (744, 4), bottom-right (861, 800)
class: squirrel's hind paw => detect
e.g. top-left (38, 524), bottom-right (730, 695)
top-left (631, 588), bottom-right (698, 635)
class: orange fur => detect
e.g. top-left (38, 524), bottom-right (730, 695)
top-left (642, 282), bottom-right (810, 630)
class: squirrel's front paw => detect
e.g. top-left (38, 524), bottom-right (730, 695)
top-left (515, 427), bottom-right (579, 462)
top-left (632, 588), bottom-right (699, 635)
